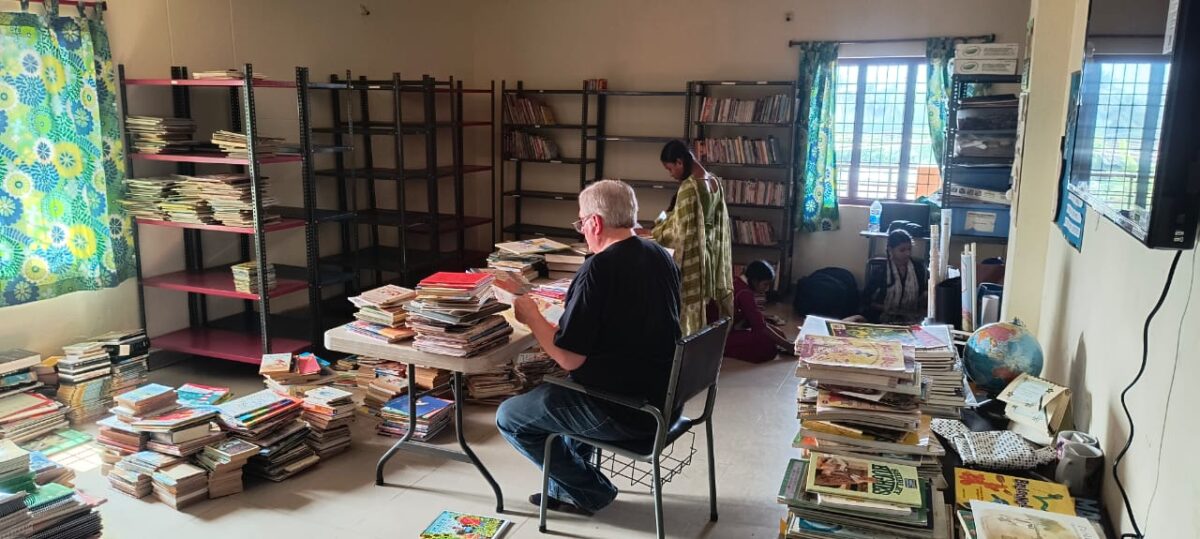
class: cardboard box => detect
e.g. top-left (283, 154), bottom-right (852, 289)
top-left (953, 59), bottom-right (1018, 75)
top-left (955, 42), bottom-right (1020, 59)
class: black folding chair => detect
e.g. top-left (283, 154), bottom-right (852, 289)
top-left (538, 318), bottom-right (731, 539)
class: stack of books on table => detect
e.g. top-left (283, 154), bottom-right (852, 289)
top-left (777, 452), bottom-right (948, 538)
top-left (300, 387), bottom-right (354, 459)
top-left (0, 391), bottom-right (68, 443)
top-left (543, 244), bottom-right (588, 280)
top-left (120, 176), bottom-right (176, 219)
top-left (230, 260), bottom-right (276, 294)
top-left (211, 130), bottom-right (283, 159)
top-left (217, 389), bottom-right (317, 482)
top-left (259, 352), bottom-right (337, 398)
top-left (56, 341), bottom-right (114, 424)
top-left (346, 284), bottom-right (418, 343)
top-left (792, 332), bottom-right (946, 485)
top-left (406, 272), bottom-right (513, 357)
top-left (108, 450), bottom-right (182, 500)
top-left (0, 349), bottom-right (43, 400)
top-left (823, 320), bottom-right (969, 418)
top-left (94, 329), bottom-right (150, 400)
top-left (378, 396), bottom-right (453, 441)
top-left (125, 116), bottom-right (196, 154)
top-left (151, 462), bottom-right (209, 509)
top-left (486, 251), bottom-right (542, 281)
top-left (182, 173), bottom-right (280, 227)
top-left (195, 438), bottom-right (258, 499)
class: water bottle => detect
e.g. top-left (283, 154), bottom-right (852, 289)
top-left (868, 200), bottom-right (883, 232)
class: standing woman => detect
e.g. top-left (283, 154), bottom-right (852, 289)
top-left (652, 140), bottom-right (733, 336)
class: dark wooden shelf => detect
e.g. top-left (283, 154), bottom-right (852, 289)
top-left (502, 223), bottom-right (581, 240)
top-left (503, 123), bottom-right (597, 130)
top-left (502, 190), bottom-right (579, 201)
top-left (587, 135), bottom-right (679, 143)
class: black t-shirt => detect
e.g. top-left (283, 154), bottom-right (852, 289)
top-left (554, 236), bottom-right (681, 431)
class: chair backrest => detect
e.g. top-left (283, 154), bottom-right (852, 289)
top-left (662, 318), bottom-right (731, 415)
top-left (881, 202), bottom-right (931, 237)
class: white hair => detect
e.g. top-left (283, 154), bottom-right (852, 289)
top-left (579, 180), bottom-right (638, 228)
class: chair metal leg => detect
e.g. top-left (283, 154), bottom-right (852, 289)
top-left (538, 434), bottom-right (556, 533)
top-left (651, 454), bottom-right (665, 539)
top-left (706, 420), bottom-right (718, 522)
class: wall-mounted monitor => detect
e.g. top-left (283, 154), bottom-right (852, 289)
top-left (1067, 0), bottom-right (1200, 249)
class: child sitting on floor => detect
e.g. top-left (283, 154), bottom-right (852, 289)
top-left (725, 260), bottom-right (792, 363)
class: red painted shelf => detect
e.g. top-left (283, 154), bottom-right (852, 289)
top-left (152, 327), bottom-right (309, 364)
top-left (135, 217), bottom-right (306, 234)
top-left (123, 78), bottom-right (296, 88)
top-left (130, 152), bottom-right (302, 165)
top-left (142, 267), bottom-right (307, 300)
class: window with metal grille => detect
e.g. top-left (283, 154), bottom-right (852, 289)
top-left (834, 58), bottom-right (939, 203)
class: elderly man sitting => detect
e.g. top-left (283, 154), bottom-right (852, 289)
top-left (498, 179), bottom-right (682, 515)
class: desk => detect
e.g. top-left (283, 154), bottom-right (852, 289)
top-left (324, 322), bottom-right (536, 512)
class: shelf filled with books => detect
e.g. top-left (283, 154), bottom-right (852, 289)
top-left (312, 73), bottom-right (497, 290)
top-left (119, 64), bottom-right (347, 363)
top-left (688, 79), bottom-right (799, 292)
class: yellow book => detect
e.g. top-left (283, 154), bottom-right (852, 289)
top-left (796, 335), bottom-right (907, 371)
top-left (953, 468), bottom-right (1075, 515)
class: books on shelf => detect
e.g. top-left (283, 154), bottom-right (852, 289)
top-left (694, 136), bottom-right (783, 165)
top-left (120, 176), bottom-right (177, 219)
top-left (503, 131), bottom-right (561, 160)
top-left (210, 130), bottom-right (284, 159)
top-left (502, 94), bottom-right (557, 125)
top-left (190, 69), bottom-right (266, 81)
top-left (230, 261), bottom-right (277, 294)
top-left (420, 510), bottom-right (513, 539)
top-left (178, 173), bottom-right (281, 227)
top-left (723, 178), bottom-right (786, 207)
top-left (125, 115), bottom-right (197, 154)
top-left (947, 183), bottom-right (1010, 206)
top-left (698, 94), bottom-right (793, 124)
top-left (731, 218), bottom-right (776, 246)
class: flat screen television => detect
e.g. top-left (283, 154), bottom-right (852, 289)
top-left (1067, 0), bottom-right (1200, 249)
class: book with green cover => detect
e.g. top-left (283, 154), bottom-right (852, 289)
top-left (804, 452), bottom-right (923, 507)
top-left (420, 510), bottom-right (512, 539)
top-left (24, 483), bottom-right (74, 510)
top-left (777, 458), bottom-right (808, 506)
top-left (18, 429), bottom-right (92, 456)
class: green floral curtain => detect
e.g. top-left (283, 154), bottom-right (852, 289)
top-left (0, 8), bottom-right (132, 307)
top-left (794, 41), bottom-right (840, 232)
top-left (925, 36), bottom-right (994, 168)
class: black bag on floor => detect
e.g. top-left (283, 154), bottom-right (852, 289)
top-left (793, 267), bottom-right (859, 319)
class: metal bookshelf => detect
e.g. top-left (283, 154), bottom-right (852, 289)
top-left (312, 74), bottom-right (496, 287)
top-left (587, 88), bottom-right (690, 205)
top-left (687, 79), bottom-right (800, 292)
top-left (120, 64), bottom-right (353, 364)
top-left (940, 73), bottom-right (1022, 243)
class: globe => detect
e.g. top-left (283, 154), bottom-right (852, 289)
top-left (964, 319), bottom-right (1044, 395)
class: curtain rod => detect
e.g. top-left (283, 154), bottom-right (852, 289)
top-left (22, 0), bottom-right (107, 10)
top-left (789, 33), bottom-right (995, 47)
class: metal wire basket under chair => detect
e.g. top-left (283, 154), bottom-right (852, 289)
top-left (595, 431), bottom-right (698, 488)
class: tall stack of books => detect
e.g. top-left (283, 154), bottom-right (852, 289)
top-left (300, 387), bottom-right (354, 459)
top-left (346, 285), bottom-right (417, 343)
top-left (109, 450), bottom-right (182, 500)
top-left (230, 260), bottom-right (277, 294)
top-left (95, 329), bottom-right (150, 402)
top-left (151, 462), bottom-right (209, 509)
top-left (14, 483), bottom-right (105, 537)
top-left (181, 173), bottom-right (280, 227)
top-left (95, 415), bottom-right (147, 470)
top-left (195, 438), bottom-right (258, 499)
top-left (693, 136), bottom-right (782, 165)
top-left (502, 94), bottom-right (557, 125)
top-left (0, 439), bottom-right (34, 535)
top-left (125, 116), bottom-right (196, 154)
top-left (378, 396), bottom-right (453, 441)
top-left (465, 368), bottom-right (522, 403)
top-left (259, 352), bottom-right (337, 398)
top-left (0, 488), bottom-right (30, 537)
top-left (0, 391), bottom-right (67, 443)
top-left (486, 251), bottom-right (542, 281)
top-left (0, 349), bottom-right (43, 400)
top-left (211, 130), bottom-right (283, 159)
top-left (217, 389), bottom-right (317, 482)
top-left (406, 272), bottom-right (513, 357)
top-left (120, 176), bottom-right (176, 219)
top-left (55, 341), bottom-right (114, 424)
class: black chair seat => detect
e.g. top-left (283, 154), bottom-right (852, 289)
top-left (601, 415), bottom-right (694, 455)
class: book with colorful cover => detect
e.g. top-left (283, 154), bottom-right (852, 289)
top-left (494, 238), bottom-right (570, 256)
top-left (970, 500), bottom-right (1100, 539)
top-left (176, 383), bottom-right (231, 407)
top-left (797, 335), bottom-right (907, 371)
top-left (777, 458), bottom-right (808, 506)
top-left (953, 468), bottom-right (1075, 515)
top-left (803, 452), bottom-right (923, 507)
top-left (419, 272), bottom-right (492, 289)
top-left (825, 321), bottom-right (946, 348)
top-left (131, 406), bottom-right (219, 431)
top-left (23, 482), bottom-right (74, 510)
top-left (294, 353), bottom-right (321, 376)
top-left (17, 429), bottom-right (92, 456)
top-left (816, 390), bottom-right (918, 413)
top-left (419, 510), bottom-right (512, 539)
top-left (258, 353), bottom-right (293, 376)
top-left (113, 383), bottom-right (174, 408)
top-left (381, 396), bottom-right (453, 420)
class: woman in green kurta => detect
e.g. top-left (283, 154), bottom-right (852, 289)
top-left (652, 140), bottom-right (734, 336)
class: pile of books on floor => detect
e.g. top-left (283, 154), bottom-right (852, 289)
top-left (151, 461), bottom-right (209, 509)
top-left (693, 136), bottom-right (783, 165)
top-left (300, 387), bottom-right (354, 459)
top-left (218, 389), bottom-right (317, 482)
top-left (27, 449), bottom-right (76, 487)
top-left (698, 94), bottom-right (793, 124)
top-left (329, 356), bottom-right (360, 388)
top-left (125, 115), bottom-right (196, 154)
top-left (95, 329), bottom-right (150, 401)
top-left (1, 349), bottom-right (43, 400)
top-left (194, 438), bottom-right (258, 499)
top-left (486, 251), bottom-right (542, 281)
top-left (120, 176), bottom-right (177, 219)
top-left (211, 130), bottom-right (284, 159)
top-left (346, 285), bottom-right (417, 343)
top-left (231, 261), bottom-right (276, 294)
top-left (259, 352), bottom-right (337, 398)
top-left (95, 415), bottom-right (147, 470)
top-left (3, 438), bottom-right (106, 536)
top-left (823, 320), bottom-right (968, 418)
top-left (378, 395), bottom-right (453, 441)
top-left (181, 173), bottom-right (280, 227)
top-left (55, 341), bottom-right (114, 425)
top-left (503, 131), bottom-right (560, 160)
top-left (502, 94), bottom-right (557, 125)
top-left (406, 272), bottom-right (513, 357)
top-left (0, 390), bottom-right (67, 444)
top-left (108, 450), bottom-right (180, 500)
top-left (113, 384), bottom-right (226, 458)
top-left (514, 346), bottom-right (564, 389)
top-left (465, 368), bottom-right (522, 403)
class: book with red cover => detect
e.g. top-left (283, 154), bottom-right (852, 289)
top-left (418, 272), bottom-right (490, 289)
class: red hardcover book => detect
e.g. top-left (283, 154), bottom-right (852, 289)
top-left (418, 272), bottom-right (489, 289)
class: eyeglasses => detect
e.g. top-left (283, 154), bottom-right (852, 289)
top-left (571, 214), bottom-right (595, 233)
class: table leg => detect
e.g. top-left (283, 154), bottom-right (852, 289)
top-left (453, 371), bottom-right (505, 512)
top-left (375, 368), bottom-right (419, 485)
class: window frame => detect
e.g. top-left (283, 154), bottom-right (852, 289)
top-left (834, 56), bottom-right (929, 205)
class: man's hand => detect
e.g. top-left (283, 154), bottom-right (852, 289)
top-left (512, 295), bottom-right (543, 326)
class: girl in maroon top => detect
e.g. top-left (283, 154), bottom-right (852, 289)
top-left (725, 260), bottom-right (792, 363)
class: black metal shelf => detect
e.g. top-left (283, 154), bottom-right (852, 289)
top-left (314, 164), bottom-right (492, 181)
top-left (502, 190), bottom-right (579, 201)
top-left (586, 135), bottom-right (678, 143)
top-left (598, 179), bottom-right (676, 191)
top-left (502, 223), bottom-right (581, 240)
top-left (314, 121), bottom-right (492, 136)
top-left (693, 121), bottom-right (792, 127)
top-left (275, 206), bottom-right (356, 223)
top-left (727, 203), bottom-right (786, 210)
top-left (275, 264), bottom-right (356, 287)
top-left (692, 80), bottom-right (795, 87)
top-left (700, 161), bottom-right (789, 169)
top-left (353, 209), bottom-right (493, 233)
top-left (941, 73), bottom-right (1016, 242)
top-left (596, 90), bottom-right (688, 97)
top-left (504, 157), bottom-right (596, 165)
top-left (503, 89), bottom-right (589, 95)
top-left (321, 246), bottom-right (490, 274)
top-left (504, 123), bottom-right (596, 130)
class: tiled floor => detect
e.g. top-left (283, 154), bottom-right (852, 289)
top-left (69, 321), bottom-right (801, 538)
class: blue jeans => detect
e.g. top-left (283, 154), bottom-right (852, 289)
top-left (496, 383), bottom-right (654, 513)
